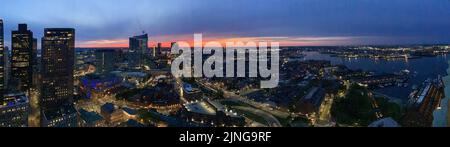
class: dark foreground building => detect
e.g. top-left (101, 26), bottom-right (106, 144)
top-left (40, 28), bottom-right (78, 127)
top-left (11, 24), bottom-right (33, 92)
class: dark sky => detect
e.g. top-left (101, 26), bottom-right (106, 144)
top-left (2, 0), bottom-right (450, 47)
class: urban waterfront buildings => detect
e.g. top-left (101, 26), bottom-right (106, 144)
top-left (11, 24), bottom-right (33, 92)
top-left (433, 63), bottom-right (450, 127)
top-left (402, 78), bottom-right (445, 126)
top-left (40, 28), bottom-right (77, 127)
top-left (1, 6), bottom-right (450, 129)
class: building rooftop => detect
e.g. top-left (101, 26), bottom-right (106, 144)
top-left (122, 107), bottom-right (137, 115)
top-left (125, 119), bottom-right (145, 127)
top-left (302, 87), bottom-right (326, 108)
top-left (80, 74), bottom-right (121, 92)
top-left (0, 92), bottom-right (29, 108)
top-left (42, 104), bottom-right (78, 120)
top-left (369, 117), bottom-right (400, 127)
top-left (184, 101), bottom-right (216, 115)
top-left (113, 71), bottom-right (148, 78)
top-left (182, 83), bottom-right (201, 93)
top-left (101, 103), bottom-right (115, 114)
top-left (79, 109), bottom-right (104, 123)
top-left (130, 34), bottom-right (148, 39)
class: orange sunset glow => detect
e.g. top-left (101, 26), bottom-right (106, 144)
top-left (77, 35), bottom-right (358, 48)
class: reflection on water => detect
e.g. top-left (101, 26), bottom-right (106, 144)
top-left (302, 51), bottom-right (449, 102)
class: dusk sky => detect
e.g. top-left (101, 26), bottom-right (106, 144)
top-left (2, 0), bottom-right (450, 47)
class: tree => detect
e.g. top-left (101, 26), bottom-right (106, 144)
top-left (375, 97), bottom-right (403, 122)
top-left (331, 84), bottom-right (377, 126)
top-left (214, 90), bottom-right (224, 99)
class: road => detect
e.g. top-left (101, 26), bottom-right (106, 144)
top-left (196, 80), bottom-right (287, 126)
top-left (28, 89), bottom-right (40, 127)
top-left (233, 106), bottom-right (282, 127)
top-left (223, 90), bottom-right (290, 118)
top-left (210, 99), bottom-right (281, 127)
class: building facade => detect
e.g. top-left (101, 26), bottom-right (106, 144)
top-left (94, 49), bottom-right (117, 74)
top-left (40, 28), bottom-right (78, 127)
top-left (11, 24), bottom-right (33, 92)
top-left (128, 34), bottom-right (148, 69)
top-left (0, 19), bottom-right (4, 101)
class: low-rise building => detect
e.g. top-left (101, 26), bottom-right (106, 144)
top-left (100, 103), bottom-right (127, 126)
top-left (181, 83), bottom-right (203, 101)
top-left (295, 87), bottom-right (326, 114)
top-left (180, 100), bottom-right (245, 127)
top-left (0, 92), bottom-right (29, 127)
top-left (79, 74), bottom-right (122, 99)
top-left (79, 109), bottom-right (106, 127)
top-left (41, 105), bottom-right (78, 127)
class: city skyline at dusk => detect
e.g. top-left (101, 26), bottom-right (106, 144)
top-left (4, 1), bottom-right (450, 143)
top-left (2, 0), bottom-right (450, 48)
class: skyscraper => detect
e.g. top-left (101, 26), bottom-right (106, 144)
top-left (11, 24), bottom-right (33, 92)
top-left (3, 46), bottom-right (8, 92)
top-left (94, 49), bottom-right (118, 74)
top-left (128, 33), bottom-right (148, 69)
top-left (32, 38), bottom-right (37, 70)
top-left (0, 19), bottom-right (4, 102)
top-left (41, 28), bottom-right (77, 127)
top-left (157, 42), bottom-right (162, 56)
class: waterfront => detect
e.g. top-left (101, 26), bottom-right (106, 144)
top-left (301, 51), bottom-right (449, 103)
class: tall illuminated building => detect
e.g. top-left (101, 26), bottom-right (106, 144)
top-left (0, 20), bottom-right (29, 127)
top-left (130, 34), bottom-right (148, 55)
top-left (0, 19), bottom-right (4, 102)
top-left (11, 24), bottom-right (33, 92)
top-left (40, 28), bottom-right (77, 127)
top-left (128, 33), bottom-right (148, 69)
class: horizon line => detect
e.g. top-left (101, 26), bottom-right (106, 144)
top-left (74, 43), bottom-right (450, 49)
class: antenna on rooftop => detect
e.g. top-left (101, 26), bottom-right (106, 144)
top-left (137, 19), bottom-right (145, 35)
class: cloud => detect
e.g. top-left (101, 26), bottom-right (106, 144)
top-left (4, 0), bottom-right (450, 47)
